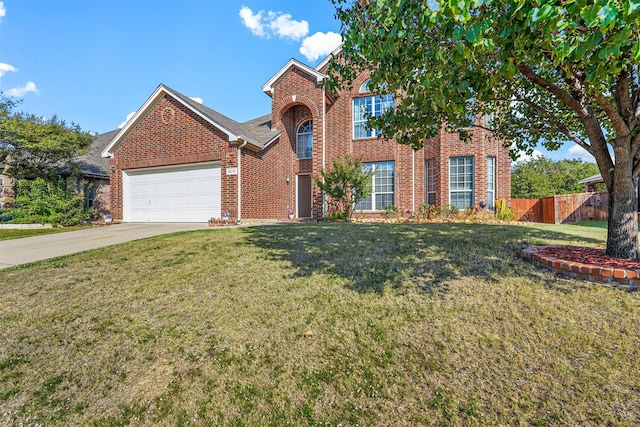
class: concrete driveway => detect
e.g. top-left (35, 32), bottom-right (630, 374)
top-left (0, 223), bottom-right (212, 270)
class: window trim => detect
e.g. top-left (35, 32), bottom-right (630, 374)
top-left (355, 161), bottom-right (395, 212)
top-left (449, 156), bottom-right (474, 210)
top-left (296, 119), bottom-right (313, 159)
top-left (353, 80), bottom-right (393, 139)
top-left (487, 156), bottom-right (496, 210)
top-left (426, 159), bottom-right (437, 206)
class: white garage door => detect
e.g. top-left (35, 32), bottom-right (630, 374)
top-left (123, 162), bottom-right (221, 222)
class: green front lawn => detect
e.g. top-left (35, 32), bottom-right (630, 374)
top-left (0, 222), bottom-right (637, 426)
top-left (0, 225), bottom-right (90, 241)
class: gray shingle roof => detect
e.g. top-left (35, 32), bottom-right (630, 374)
top-left (78, 129), bottom-right (118, 179)
top-left (241, 114), bottom-right (279, 147)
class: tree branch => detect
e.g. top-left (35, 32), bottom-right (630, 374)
top-left (591, 70), bottom-right (631, 140)
top-left (517, 63), bottom-right (586, 116)
top-left (502, 79), bottom-right (591, 151)
top-left (615, 64), bottom-right (634, 123)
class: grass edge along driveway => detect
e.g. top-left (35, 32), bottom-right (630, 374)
top-left (1, 222), bottom-right (638, 426)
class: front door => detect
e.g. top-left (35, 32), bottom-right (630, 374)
top-left (297, 175), bottom-right (312, 218)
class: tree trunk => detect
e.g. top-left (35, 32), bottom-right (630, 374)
top-left (606, 145), bottom-right (639, 259)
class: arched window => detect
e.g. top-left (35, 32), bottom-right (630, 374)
top-left (359, 79), bottom-right (372, 93)
top-left (296, 120), bottom-right (313, 159)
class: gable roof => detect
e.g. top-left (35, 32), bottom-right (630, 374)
top-left (102, 84), bottom-right (279, 157)
top-left (262, 58), bottom-right (327, 97)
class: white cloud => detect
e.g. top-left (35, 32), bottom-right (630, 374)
top-left (239, 6), bottom-right (266, 37)
top-left (568, 144), bottom-right (594, 161)
top-left (268, 12), bottom-right (308, 41)
top-left (118, 111), bottom-right (136, 129)
top-left (5, 81), bottom-right (38, 97)
top-left (0, 62), bottom-right (17, 78)
top-left (0, 2), bottom-right (6, 19)
top-left (239, 6), bottom-right (309, 41)
top-left (189, 96), bottom-right (203, 104)
top-left (299, 32), bottom-right (342, 62)
top-left (512, 148), bottom-right (543, 164)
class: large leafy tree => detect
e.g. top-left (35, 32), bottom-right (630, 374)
top-left (329, 0), bottom-right (640, 259)
top-left (511, 156), bottom-right (601, 198)
top-left (0, 95), bottom-right (92, 181)
top-left (0, 95), bottom-right (94, 225)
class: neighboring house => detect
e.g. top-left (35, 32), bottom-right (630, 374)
top-left (578, 173), bottom-right (640, 211)
top-left (0, 164), bottom-right (13, 209)
top-left (0, 131), bottom-right (114, 216)
top-left (73, 129), bottom-right (117, 217)
top-left (578, 173), bottom-right (604, 192)
top-left (102, 51), bottom-right (511, 222)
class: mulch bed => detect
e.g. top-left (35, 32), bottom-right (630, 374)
top-left (536, 245), bottom-right (640, 270)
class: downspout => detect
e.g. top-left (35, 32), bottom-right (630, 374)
top-left (237, 140), bottom-right (248, 223)
top-left (322, 86), bottom-right (327, 217)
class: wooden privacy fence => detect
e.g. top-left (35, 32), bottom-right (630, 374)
top-left (512, 192), bottom-right (609, 224)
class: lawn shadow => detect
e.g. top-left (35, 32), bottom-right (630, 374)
top-left (242, 222), bottom-right (602, 295)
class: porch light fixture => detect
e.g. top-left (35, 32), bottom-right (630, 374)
top-left (286, 176), bottom-right (290, 184)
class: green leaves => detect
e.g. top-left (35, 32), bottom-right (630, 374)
top-left (529, 4), bottom-right (556, 23)
top-left (465, 23), bottom-right (481, 43)
top-left (329, 0), bottom-right (639, 146)
top-left (0, 97), bottom-right (92, 182)
top-left (511, 157), bottom-right (600, 199)
top-left (313, 155), bottom-right (373, 221)
top-left (330, 0), bottom-right (639, 257)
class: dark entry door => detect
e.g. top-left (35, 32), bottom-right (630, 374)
top-left (297, 175), bottom-right (312, 218)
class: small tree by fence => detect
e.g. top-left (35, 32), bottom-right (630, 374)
top-left (512, 192), bottom-right (609, 224)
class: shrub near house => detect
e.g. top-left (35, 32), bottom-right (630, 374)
top-left (6, 178), bottom-right (96, 226)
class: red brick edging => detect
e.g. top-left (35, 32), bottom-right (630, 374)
top-left (522, 246), bottom-right (639, 291)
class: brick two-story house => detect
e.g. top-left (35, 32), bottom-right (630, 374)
top-left (102, 52), bottom-right (510, 222)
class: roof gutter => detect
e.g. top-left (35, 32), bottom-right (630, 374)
top-left (235, 135), bottom-right (264, 151)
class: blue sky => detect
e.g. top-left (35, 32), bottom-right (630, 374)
top-left (0, 0), bottom-right (593, 163)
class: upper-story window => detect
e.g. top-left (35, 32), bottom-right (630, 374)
top-left (296, 120), bottom-right (313, 159)
top-left (353, 80), bottom-right (393, 139)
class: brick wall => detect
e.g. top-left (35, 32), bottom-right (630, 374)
top-left (261, 66), bottom-right (511, 219)
top-left (108, 66), bottom-right (511, 222)
top-left (242, 67), bottom-right (325, 220)
top-left (108, 95), bottom-right (237, 221)
top-left (90, 178), bottom-right (111, 217)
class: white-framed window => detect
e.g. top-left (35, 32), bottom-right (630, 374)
top-left (296, 120), bottom-right (313, 159)
top-left (426, 159), bottom-right (437, 205)
top-left (449, 156), bottom-right (474, 209)
top-left (353, 80), bottom-right (393, 139)
top-left (355, 161), bottom-right (395, 211)
top-left (487, 156), bottom-right (496, 210)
